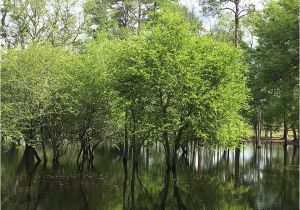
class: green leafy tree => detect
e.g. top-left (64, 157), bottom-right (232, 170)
top-left (1, 44), bottom-right (74, 153)
top-left (83, 0), bottom-right (156, 38)
top-left (1, 0), bottom-right (83, 47)
top-left (112, 3), bottom-right (249, 170)
top-left (199, 0), bottom-right (255, 46)
top-left (249, 0), bottom-right (299, 143)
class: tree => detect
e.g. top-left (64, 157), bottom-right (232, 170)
top-left (209, 11), bottom-right (235, 43)
top-left (83, 0), bottom-right (156, 38)
top-left (199, 0), bottom-right (255, 46)
top-left (112, 3), bottom-right (249, 171)
top-left (249, 0), bottom-right (299, 145)
top-left (1, 43), bottom-right (75, 161)
top-left (65, 36), bottom-right (117, 168)
top-left (1, 37), bottom-right (117, 165)
top-left (0, 0), bottom-right (83, 47)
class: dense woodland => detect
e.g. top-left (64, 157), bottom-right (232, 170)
top-left (1, 0), bottom-right (299, 172)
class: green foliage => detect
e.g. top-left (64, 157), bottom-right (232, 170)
top-left (2, 0), bottom-right (252, 150)
top-left (66, 36), bottom-right (118, 143)
top-left (1, 0), bottom-right (82, 47)
top-left (1, 39), bottom-right (116, 146)
top-left (83, 0), bottom-right (156, 38)
top-left (1, 43), bottom-right (75, 142)
top-left (248, 0), bottom-right (299, 130)
top-left (112, 5), bottom-right (250, 147)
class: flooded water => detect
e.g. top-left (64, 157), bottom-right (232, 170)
top-left (1, 143), bottom-right (299, 210)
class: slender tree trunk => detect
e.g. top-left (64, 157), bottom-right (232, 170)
top-left (130, 143), bottom-right (137, 209)
top-left (163, 131), bottom-right (171, 170)
top-left (130, 110), bottom-right (137, 209)
top-left (130, 148), bottom-right (136, 209)
top-left (192, 141), bottom-right (196, 168)
top-left (234, 147), bottom-right (240, 187)
top-left (269, 143), bottom-right (272, 166)
top-left (173, 180), bottom-right (187, 210)
top-left (123, 109), bottom-right (129, 163)
top-left (185, 142), bottom-right (189, 158)
top-left (291, 145), bottom-right (297, 164)
top-left (264, 127), bottom-right (268, 138)
top-left (40, 126), bottom-right (47, 163)
top-left (254, 124), bottom-right (257, 143)
top-left (146, 147), bottom-right (149, 170)
top-left (292, 127), bottom-right (298, 142)
top-left (270, 125), bottom-right (273, 144)
top-left (283, 116), bottom-right (288, 146)
top-left (160, 91), bottom-right (171, 169)
top-left (41, 140), bottom-right (47, 163)
top-left (137, 0), bottom-right (141, 33)
top-left (158, 169), bottom-right (170, 209)
top-left (257, 108), bottom-right (262, 148)
top-left (122, 156), bottom-right (128, 210)
top-left (171, 127), bottom-right (184, 176)
top-left (283, 145), bottom-right (288, 166)
top-left (234, 0), bottom-right (240, 47)
top-left (257, 148), bottom-right (261, 183)
top-left (198, 146), bottom-right (204, 170)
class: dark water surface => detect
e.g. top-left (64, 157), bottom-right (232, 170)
top-left (1, 143), bottom-right (299, 210)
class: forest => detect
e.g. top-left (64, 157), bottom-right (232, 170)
top-left (1, 0), bottom-right (299, 210)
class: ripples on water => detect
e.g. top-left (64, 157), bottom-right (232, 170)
top-left (1, 143), bottom-right (299, 210)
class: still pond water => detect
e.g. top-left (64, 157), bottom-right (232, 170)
top-left (1, 143), bottom-right (299, 210)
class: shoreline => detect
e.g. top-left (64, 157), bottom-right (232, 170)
top-left (245, 138), bottom-right (299, 145)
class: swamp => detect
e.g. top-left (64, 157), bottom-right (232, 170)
top-left (1, 0), bottom-right (299, 209)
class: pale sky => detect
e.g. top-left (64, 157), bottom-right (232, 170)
top-left (179, 0), bottom-right (265, 30)
top-left (179, 0), bottom-right (265, 12)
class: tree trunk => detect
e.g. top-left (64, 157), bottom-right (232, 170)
top-left (41, 140), bottom-right (47, 163)
top-left (283, 116), bottom-right (288, 146)
top-left (264, 127), bottom-right (268, 138)
top-left (160, 91), bottom-right (171, 170)
top-left (270, 125), bottom-right (273, 144)
top-left (130, 109), bottom-right (137, 209)
top-left (283, 144), bottom-right (288, 166)
top-left (292, 127), bottom-right (298, 142)
top-left (130, 148), bottom-right (136, 209)
top-left (291, 145), bottom-right (298, 164)
top-left (191, 141), bottom-right (196, 168)
top-left (254, 125), bottom-right (257, 142)
top-left (173, 180), bottom-right (187, 210)
top-left (123, 109), bottom-right (129, 163)
top-left (122, 156), bottom-right (128, 210)
top-left (137, 0), bottom-right (141, 33)
top-left (158, 169), bottom-right (170, 209)
top-left (226, 149), bottom-right (230, 169)
top-left (26, 144), bottom-right (41, 162)
top-left (234, 0), bottom-right (240, 47)
top-left (163, 131), bottom-right (171, 170)
top-left (234, 148), bottom-right (240, 187)
top-left (146, 147), bottom-right (149, 170)
top-left (40, 126), bottom-right (47, 163)
top-left (257, 108), bottom-right (262, 148)
top-left (198, 146), bottom-right (204, 170)
top-left (171, 127), bottom-right (184, 176)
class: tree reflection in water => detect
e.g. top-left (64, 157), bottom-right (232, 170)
top-left (1, 143), bottom-right (299, 210)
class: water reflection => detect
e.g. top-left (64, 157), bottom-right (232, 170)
top-left (1, 143), bottom-right (299, 210)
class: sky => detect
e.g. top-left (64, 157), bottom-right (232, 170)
top-left (179, 0), bottom-right (265, 30)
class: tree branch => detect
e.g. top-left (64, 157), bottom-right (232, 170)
top-left (220, 7), bottom-right (236, 14)
top-left (238, 8), bottom-right (249, 16)
top-left (239, 13), bottom-right (248, 19)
